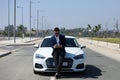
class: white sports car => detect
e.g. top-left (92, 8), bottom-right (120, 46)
top-left (33, 36), bottom-right (86, 74)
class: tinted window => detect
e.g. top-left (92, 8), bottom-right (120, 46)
top-left (41, 38), bottom-right (79, 47)
top-left (41, 38), bottom-right (52, 47)
top-left (66, 38), bottom-right (79, 47)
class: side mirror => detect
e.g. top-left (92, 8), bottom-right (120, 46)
top-left (80, 44), bottom-right (86, 49)
top-left (34, 44), bottom-right (39, 48)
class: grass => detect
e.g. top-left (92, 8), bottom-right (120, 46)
top-left (92, 37), bottom-right (120, 44)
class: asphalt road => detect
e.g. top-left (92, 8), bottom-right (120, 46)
top-left (0, 45), bottom-right (120, 80)
top-left (0, 45), bottom-right (21, 51)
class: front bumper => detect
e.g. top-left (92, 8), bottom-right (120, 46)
top-left (33, 57), bottom-right (86, 72)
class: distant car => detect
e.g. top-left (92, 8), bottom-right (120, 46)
top-left (33, 36), bottom-right (86, 74)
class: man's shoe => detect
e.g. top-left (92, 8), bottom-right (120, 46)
top-left (58, 74), bottom-right (61, 79)
top-left (55, 73), bottom-right (61, 79)
top-left (55, 73), bottom-right (58, 79)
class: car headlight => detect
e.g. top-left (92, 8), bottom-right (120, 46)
top-left (35, 54), bottom-right (45, 59)
top-left (74, 54), bottom-right (84, 60)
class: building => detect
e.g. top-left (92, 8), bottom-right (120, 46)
top-left (4, 25), bottom-right (14, 32)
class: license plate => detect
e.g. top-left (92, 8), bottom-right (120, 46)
top-left (63, 62), bottom-right (68, 66)
top-left (53, 62), bottom-right (68, 66)
top-left (53, 62), bottom-right (55, 66)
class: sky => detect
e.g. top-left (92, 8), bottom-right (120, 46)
top-left (0, 0), bottom-right (120, 30)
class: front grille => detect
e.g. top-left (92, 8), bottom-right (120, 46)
top-left (46, 58), bottom-right (73, 68)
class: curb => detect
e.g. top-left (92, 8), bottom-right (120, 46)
top-left (24, 38), bottom-right (40, 43)
top-left (6, 39), bottom-right (39, 46)
top-left (7, 43), bottom-right (35, 46)
top-left (0, 39), bottom-right (39, 58)
top-left (0, 51), bottom-right (11, 58)
top-left (0, 47), bottom-right (23, 58)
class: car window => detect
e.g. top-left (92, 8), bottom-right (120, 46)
top-left (66, 38), bottom-right (79, 47)
top-left (41, 38), bottom-right (79, 47)
top-left (41, 38), bottom-right (52, 47)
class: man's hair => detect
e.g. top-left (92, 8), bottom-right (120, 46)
top-left (54, 27), bottom-right (60, 31)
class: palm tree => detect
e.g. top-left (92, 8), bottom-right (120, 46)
top-left (87, 24), bottom-right (92, 31)
top-left (87, 24), bottom-right (92, 37)
top-left (93, 24), bottom-right (101, 37)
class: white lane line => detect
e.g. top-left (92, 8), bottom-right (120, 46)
top-left (50, 76), bottom-right (56, 80)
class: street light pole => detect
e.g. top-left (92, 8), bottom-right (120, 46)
top-left (29, 0), bottom-right (40, 39)
top-left (42, 16), bottom-right (44, 30)
top-left (22, 7), bottom-right (23, 25)
top-left (17, 6), bottom-right (24, 39)
top-left (8, 0), bottom-right (10, 40)
top-left (30, 0), bottom-right (31, 40)
top-left (17, 6), bottom-right (23, 25)
top-left (14, 0), bottom-right (16, 43)
top-left (37, 9), bottom-right (39, 37)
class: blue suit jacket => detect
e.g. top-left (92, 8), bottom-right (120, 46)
top-left (51, 34), bottom-right (66, 56)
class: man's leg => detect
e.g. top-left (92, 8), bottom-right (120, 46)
top-left (56, 50), bottom-right (65, 73)
top-left (53, 50), bottom-right (59, 71)
top-left (56, 55), bottom-right (64, 73)
top-left (53, 49), bottom-right (65, 78)
top-left (53, 50), bottom-right (61, 79)
top-left (53, 51), bottom-right (59, 67)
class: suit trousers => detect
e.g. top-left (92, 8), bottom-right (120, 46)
top-left (53, 48), bottom-right (65, 73)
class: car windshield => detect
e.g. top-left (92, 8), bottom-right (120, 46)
top-left (41, 38), bottom-right (79, 47)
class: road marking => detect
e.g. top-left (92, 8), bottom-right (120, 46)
top-left (50, 76), bottom-right (56, 80)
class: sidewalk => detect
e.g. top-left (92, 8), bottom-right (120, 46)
top-left (78, 38), bottom-right (120, 62)
top-left (0, 37), bottom-right (41, 58)
top-left (0, 37), bottom-right (39, 45)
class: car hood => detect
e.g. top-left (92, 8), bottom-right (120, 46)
top-left (34, 47), bottom-right (84, 58)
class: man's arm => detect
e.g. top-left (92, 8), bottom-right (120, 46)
top-left (51, 36), bottom-right (60, 48)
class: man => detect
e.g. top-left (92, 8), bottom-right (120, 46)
top-left (51, 27), bottom-right (66, 79)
